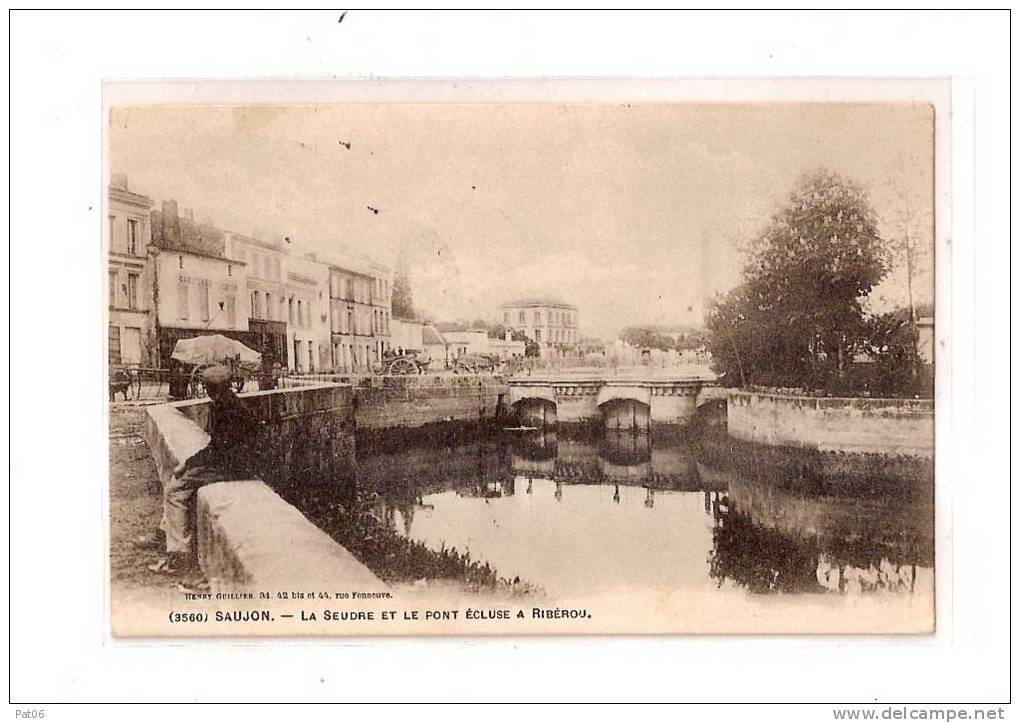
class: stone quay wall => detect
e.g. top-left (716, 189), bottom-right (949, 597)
top-left (297, 374), bottom-right (510, 431)
top-left (174, 383), bottom-right (358, 484)
top-left (727, 390), bottom-right (934, 459)
top-left (144, 383), bottom-right (381, 590)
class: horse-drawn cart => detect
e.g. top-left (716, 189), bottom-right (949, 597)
top-left (375, 349), bottom-right (433, 375)
top-left (453, 353), bottom-right (502, 374)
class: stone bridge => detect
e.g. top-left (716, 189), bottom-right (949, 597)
top-left (507, 374), bottom-right (725, 430)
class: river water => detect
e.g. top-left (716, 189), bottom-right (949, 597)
top-left (354, 428), bottom-right (935, 606)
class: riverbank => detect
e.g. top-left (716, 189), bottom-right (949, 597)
top-left (688, 400), bottom-right (933, 496)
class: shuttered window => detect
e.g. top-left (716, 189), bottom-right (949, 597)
top-left (178, 283), bottom-right (190, 321)
top-left (127, 273), bottom-right (139, 310)
top-left (108, 326), bottom-right (122, 365)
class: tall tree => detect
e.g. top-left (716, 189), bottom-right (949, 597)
top-left (391, 250), bottom-right (416, 320)
top-left (882, 165), bottom-right (933, 381)
top-left (707, 170), bottom-right (890, 390)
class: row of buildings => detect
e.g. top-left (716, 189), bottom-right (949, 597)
top-left (108, 175), bottom-right (392, 373)
top-left (108, 175), bottom-right (585, 373)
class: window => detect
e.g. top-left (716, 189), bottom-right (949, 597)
top-left (109, 271), bottom-right (118, 307)
top-left (127, 219), bottom-right (139, 255)
top-left (127, 273), bottom-right (139, 310)
top-left (228, 264), bottom-right (232, 277)
top-left (288, 297), bottom-right (295, 324)
top-left (266, 292), bottom-right (273, 320)
top-left (200, 286), bottom-right (211, 322)
top-left (297, 300), bottom-right (303, 327)
top-left (534, 311), bottom-right (542, 324)
top-left (534, 329), bottom-right (541, 342)
top-left (108, 326), bottom-right (121, 365)
top-left (225, 296), bottom-right (236, 326)
top-left (178, 283), bottom-right (189, 321)
top-left (519, 311), bottom-right (526, 324)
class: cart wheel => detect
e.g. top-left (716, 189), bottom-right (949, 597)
top-left (390, 358), bottom-right (417, 375)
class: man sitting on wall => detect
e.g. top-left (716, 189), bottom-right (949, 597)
top-left (136, 365), bottom-right (262, 582)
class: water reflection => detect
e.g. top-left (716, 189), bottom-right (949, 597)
top-left (354, 429), bottom-right (933, 598)
top-left (710, 476), bottom-right (933, 595)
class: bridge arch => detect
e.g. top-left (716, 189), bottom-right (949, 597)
top-left (508, 386), bottom-right (557, 407)
top-left (508, 386), bottom-right (558, 427)
top-left (597, 385), bottom-right (651, 431)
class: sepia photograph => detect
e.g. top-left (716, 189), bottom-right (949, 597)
top-left (9, 6), bottom-right (1013, 713)
top-left (106, 97), bottom-right (937, 636)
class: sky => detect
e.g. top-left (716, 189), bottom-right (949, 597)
top-left (109, 102), bottom-right (934, 339)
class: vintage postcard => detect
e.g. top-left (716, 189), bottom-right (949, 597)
top-left (106, 88), bottom-right (937, 636)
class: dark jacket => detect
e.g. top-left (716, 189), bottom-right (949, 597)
top-left (185, 392), bottom-right (261, 478)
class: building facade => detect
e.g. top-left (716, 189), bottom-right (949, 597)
top-left (422, 326), bottom-right (449, 367)
top-left (323, 254), bottom-right (392, 372)
top-left (916, 316), bottom-right (935, 365)
top-left (391, 316), bottom-right (426, 355)
top-left (108, 178), bottom-right (390, 376)
top-left (108, 175), bottom-right (154, 366)
top-left (148, 202), bottom-right (254, 369)
top-left (442, 330), bottom-right (526, 361)
top-left (499, 297), bottom-right (580, 358)
top-left (224, 234), bottom-right (330, 373)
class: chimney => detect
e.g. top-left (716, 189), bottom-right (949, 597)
top-left (110, 173), bottom-right (128, 191)
top-left (161, 200), bottom-right (181, 249)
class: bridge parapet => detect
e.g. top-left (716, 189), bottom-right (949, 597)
top-left (507, 375), bottom-right (718, 428)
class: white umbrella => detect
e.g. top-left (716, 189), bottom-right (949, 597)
top-left (170, 334), bottom-right (262, 368)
